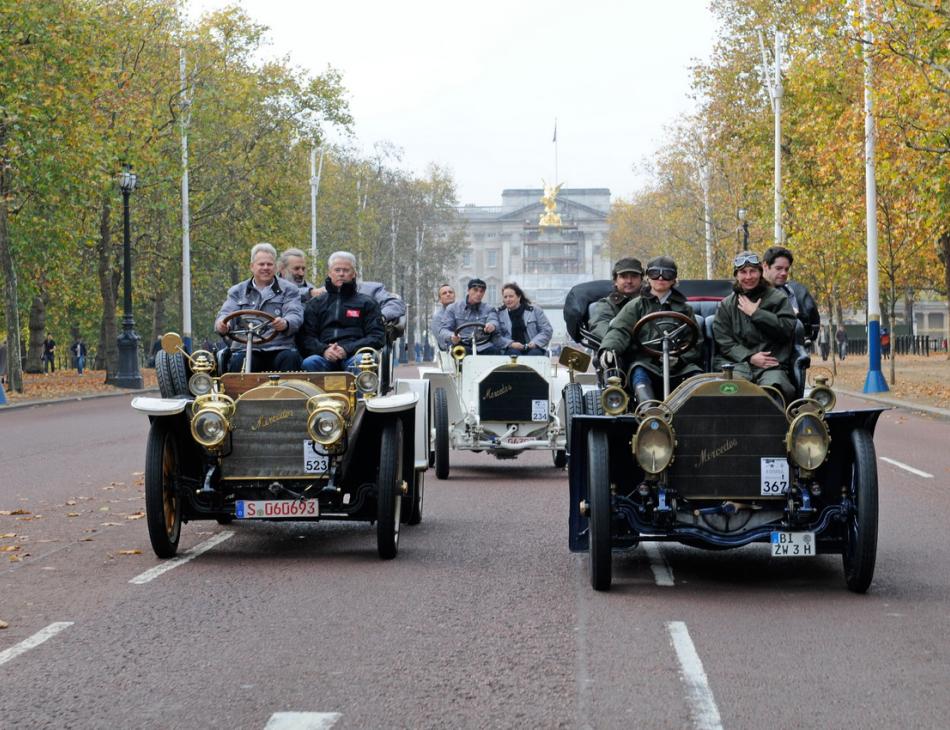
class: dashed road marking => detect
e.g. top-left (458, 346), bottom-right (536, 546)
top-left (129, 531), bottom-right (234, 585)
top-left (643, 542), bottom-right (675, 586)
top-left (880, 457), bottom-right (933, 479)
top-left (0, 622), bottom-right (73, 667)
top-left (264, 712), bottom-right (341, 729)
top-left (667, 621), bottom-right (723, 730)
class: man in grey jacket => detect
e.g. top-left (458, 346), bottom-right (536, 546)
top-left (439, 278), bottom-right (501, 354)
top-left (432, 284), bottom-right (456, 351)
top-left (215, 242), bottom-right (303, 372)
top-left (278, 248), bottom-right (318, 304)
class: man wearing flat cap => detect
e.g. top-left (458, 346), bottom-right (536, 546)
top-left (589, 257), bottom-right (644, 342)
top-left (438, 278), bottom-right (501, 354)
top-left (599, 255), bottom-right (704, 403)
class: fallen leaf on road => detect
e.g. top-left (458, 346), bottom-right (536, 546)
top-left (126, 512), bottom-right (145, 520)
top-left (99, 506), bottom-right (111, 512)
top-left (100, 522), bottom-right (122, 527)
top-left (132, 471), bottom-right (143, 476)
top-left (1, 545), bottom-right (19, 552)
top-left (117, 549), bottom-right (142, 555)
top-left (9, 555), bottom-right (22, 562)
top-left (0, 533), bottom-right (16, 539)
top-left (0, 509), bottom-right (30, 516)
top-left (102, 486), bottom-right (115, 491)
top-left (65, 500), bottom-right (77, 506)
top-left (80, 537), bottom-right (94, 541)
top-left (111, 481), bottom-right (125, 487)
top-left (67, 512), bottom-right (80, 517)
top-left (0, 619), bottom-right (8, 629)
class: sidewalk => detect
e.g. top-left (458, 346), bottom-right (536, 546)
top-left (0, 370), bottom-right (158, 412)
top-left (835, 387), bottom-right (950, 420)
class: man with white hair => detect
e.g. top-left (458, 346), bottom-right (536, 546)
top-left (299, 251), bottom-right (385, 372)
top-left (278, 247), bottom-right (318, 304)
top-left (214, 242), bottom-right (303, 372)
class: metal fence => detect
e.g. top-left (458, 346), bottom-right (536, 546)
top-left (846, 336), bottom-right (948, 357)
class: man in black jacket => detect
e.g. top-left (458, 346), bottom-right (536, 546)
top-left (763, 246), bottom-right (820, 341)
top-left (299, 251), bottom-right (385, 372)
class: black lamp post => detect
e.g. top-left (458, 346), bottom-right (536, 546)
top-left (737, 207), bottom-right (750, 250)
top-left (112, 164), bottom-right (144, 389)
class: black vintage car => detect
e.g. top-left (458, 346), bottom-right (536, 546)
top-left (134, 312), bottom-right (428, 561)
top-left (564, 280), bottom-right (882, 593)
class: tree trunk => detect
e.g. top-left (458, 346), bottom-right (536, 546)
top-left (939, 231), bottom-right (950, 360)
top-left (96, 198), bottom-right (119, 379)
top-left (0, 165), bottom-right (24, 393)
top-left (26, 294), bottom-right (47, 373)
top-left (150, 292), bottom-right (166, 344)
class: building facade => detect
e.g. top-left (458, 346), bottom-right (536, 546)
top-left (447, 188), bottom-right (613, 343)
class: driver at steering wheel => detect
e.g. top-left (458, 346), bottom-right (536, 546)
top-left (598, 256), bottom-right (704, 404)
top-left (214, 242), bottom-right (303, 372)
top-left (438, 278), bottom-right (502, 355)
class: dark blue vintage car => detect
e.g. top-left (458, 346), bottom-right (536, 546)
top-left (563, 280), bottom-right (882, 593)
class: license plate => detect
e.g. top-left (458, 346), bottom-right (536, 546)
top-left (504, 437), bottom-right (530, 444)
top-left (304, 440), bottom-right (329, 473)
top-left (235, 499), bottom-right (319, 519)
top-left (760, 457), bottom-right (790, 496)
top-left (770, 531), bottom-right (816, 557)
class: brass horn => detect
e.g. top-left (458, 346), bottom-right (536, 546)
top-left (451, 344), bottom-right (467, 361)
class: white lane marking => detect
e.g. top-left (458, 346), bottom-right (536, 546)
top-left (264, 712), bottom-right (341, 730)
top-left (880, 457), bottom-right (933, 479)
top-left (129, 531), bottom-right (234, 585)
top-left (643, 542), bottom-right (675, 586)
top-left (667, 621), bottom-right (723, 730)
top-left (0, 622), bottom-right (73, 667)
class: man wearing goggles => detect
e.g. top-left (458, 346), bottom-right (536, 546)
top-left (762, 245), bottom-right (821, 341)
top-left (598, 256), bottom-right (704, 404)
top-left (712, 250), bottom-right (798, 403)
top-left (589, 257), bottom-right (644, 342)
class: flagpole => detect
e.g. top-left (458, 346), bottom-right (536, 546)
top-left (553, 117), bottom-right (558, 184)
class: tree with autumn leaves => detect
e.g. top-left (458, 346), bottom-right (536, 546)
top-left (608, 0), bottom-right (948, 369)
top-left (0, 0), bottom-right (465, 393)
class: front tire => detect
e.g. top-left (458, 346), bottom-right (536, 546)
top-left (145, 420), bottom-right (183, 558)
top-left (588, 429), bottom-right (612, 591)
top-left (407, 469), bottom-right (424, 525)
top-left (563, 382), bottom-right (585, 456)
top-left (553, 449), bottom-right (567, 468)
top-left (842, 429), bottom-right (878, 593)
top-left (434, 388), bottom-right (450, 480)
top-left (377, 419), bottom-right (403, 559)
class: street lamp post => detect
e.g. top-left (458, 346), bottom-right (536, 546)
top-left (737, 208), bottom-right (749, 250)
top-left (113, 164), bottom-right (144, 389)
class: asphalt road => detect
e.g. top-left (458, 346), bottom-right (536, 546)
top-left (1, 393), bottom-right (948, 729)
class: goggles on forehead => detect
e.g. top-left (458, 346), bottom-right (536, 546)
top-left (646, 267), bottom-right (676, 281)
top-left (733, 252), bottom-right (761, 269)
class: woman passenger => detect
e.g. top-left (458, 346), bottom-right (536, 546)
top-left (495, 282), bottom-right (553, 356)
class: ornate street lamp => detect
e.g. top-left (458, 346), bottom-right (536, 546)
top-left (112, 163), bottom-right (144, 388)
top-left (737, 207), bottom-right (750, 250)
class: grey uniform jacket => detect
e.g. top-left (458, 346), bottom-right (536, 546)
top-left (495, 304), bottom-right (554, 349)
top-left (433, 304), bottom-right (452, 350)
top-left (215, 276), bottom-right (303, 352)
top-left (361, 281), bottom-right (406, 322)
top-left (438, 299), bottom-right (500, 345)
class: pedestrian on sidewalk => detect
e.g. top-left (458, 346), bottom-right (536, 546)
top-left (817, 325), bottom-right (830, 361)
top-left (72, 337), bottom-right (87, 375)
top-left (42, 333), bottom-right (57, 374)
top-left (881, 328), bottom-right (891, 359)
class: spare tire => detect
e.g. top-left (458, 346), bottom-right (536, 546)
top-left (156, 350), bottom-right (189, 398)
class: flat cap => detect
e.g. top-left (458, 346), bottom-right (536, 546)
top-left (612, 257), bottom-right (643, 276)
top-left (467, 277), bottom-right (487, 289)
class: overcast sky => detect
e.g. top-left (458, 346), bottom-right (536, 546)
top-left (189, 0), bottom-right (717, 206)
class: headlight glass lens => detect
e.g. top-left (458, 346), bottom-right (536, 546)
top-left (788, 413), bottom-right (830, 470)
top-left (192, 409), bottom-right (228, 447)
top-left (308, 409), bottom-right (344, 445)
top-left (602, 386), bottom-right (629, 415)
top-left (189, 372), bottom-right (213, 396)
top-left (809, 386), bottom-right (836, 411)
top-left (634, 416), bottom-right (674, 474)
top-left (356, 370), bottom-right (379, 393)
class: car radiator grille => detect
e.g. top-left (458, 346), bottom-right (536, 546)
top-left (667, 396), bottom-right (788, 499)
top-left (478, 370), bottom-right (549, 422)
top-left (222, 399), bottom-right (314, 479)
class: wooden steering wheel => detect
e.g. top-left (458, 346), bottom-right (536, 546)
top-left (631, 311), bottom-right (700, 358)
top-left (221, 309), bottom-right (279, 345)
top-left (454, 322), bottom-right (492, 346)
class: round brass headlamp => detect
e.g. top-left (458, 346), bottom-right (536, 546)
top-left (356, 370), bottom-right (379, 394)
top-left (633, 416), bottom-right (675, 474)
top-left (786, 412), bottom-right (831, 471)
top-left (808, 384), bottom-right (836, 412)
top-left (307, 408), bottom-right (345, 446)
top-left (188, 372), bottom-right (214, 397)
top-left (191, 408), bottom-right (229, 448)
top-left (601, 384), bottom-right (629, 415)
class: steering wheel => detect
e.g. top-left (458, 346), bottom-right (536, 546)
top-left (454, 322), bottom-right (491, 346)
top-left (631, 311), bottom-right (700, 358)
top-left (221, 309), bottom-right (279, 345)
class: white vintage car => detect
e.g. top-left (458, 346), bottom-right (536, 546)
top-left (418, 328), bottom-right (593, 479)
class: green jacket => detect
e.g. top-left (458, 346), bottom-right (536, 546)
top-left (589, 290), bottom-right (633, 342)
top-left (600, 288), bottom-right (704, 377)
top-left (712, 282), bottom-right (797, 372)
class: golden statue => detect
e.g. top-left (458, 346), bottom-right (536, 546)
top-left (538, 180), bottom-right (563, 228)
